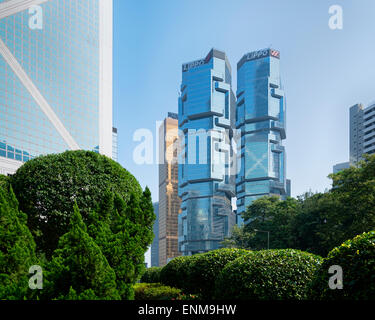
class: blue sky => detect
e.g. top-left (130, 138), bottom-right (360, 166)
top-left (113, 1), bottom-right (375, 263)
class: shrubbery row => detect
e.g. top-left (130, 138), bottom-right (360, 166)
top-left (141, 231), bottom-right (375, 300)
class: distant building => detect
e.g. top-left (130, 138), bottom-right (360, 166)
top-left (334, 102), bottom-right (375, 172)
top-left (333, 162), bottom-right (350, 174)
top-left (112, 127), bottom-right (118, 162)
top-left (178, 49), bottom-right (236, 256)
top-left (350, 104), bottom-right (365, 165)
top-left (151, 202), bottom-right (159, 267)
top-left (158, 113), bottom-right (181, 266)
top-left (236, 48), bottom-right (289, 225)
top-left (363, 103), bottom-right (375, 156)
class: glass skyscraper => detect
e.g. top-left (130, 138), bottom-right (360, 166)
top-left (0, 0), bottom-right (113, 175)
top-left (236, 48), bottom-right (289, 224)
top-left (178, 48), bottom-right (236, 256)
top-left (158, 112), bottom-right (181, 266)
top-left (151, 202), bottom-right (159, 267)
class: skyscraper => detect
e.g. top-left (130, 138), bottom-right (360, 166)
top-left (178, 49), bottom-right (236, 256)
top-left (350, 104), bottom-right (365, 165)
top-left (334, 102), bottom-right (375, 172)
top-left (112, 127), bottom-right (118, 162)
top-left (236, 48), bottom-right (289, 224)
top-left (363, 103), bottom-right (375, 156)
top-left (0, 0), bottom-right (113, 176)
top-left (151, 202), bottom-right (159, 267)
top-left (158, 112), bottom-right (181, 266)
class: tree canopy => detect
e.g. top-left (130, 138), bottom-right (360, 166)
top-left (224, 154), bottom-right (375, 256)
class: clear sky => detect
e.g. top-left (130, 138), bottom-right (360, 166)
top-left (113, 0), bottom-right (375, 265)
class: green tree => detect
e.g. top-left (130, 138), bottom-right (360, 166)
top-left (87, 189), bottom-right (155, 299)
top-left (329, 154), bottom-right (375, 241)
top-left (224, 196), bottom-right (299, 250)
top-left (10, 150), bottom-right (144, 256)
top-left (0, 182), bottom-right (38, 300)
top-left (43, 203), bottom-right (120, 300)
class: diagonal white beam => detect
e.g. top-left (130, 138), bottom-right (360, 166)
top-left (0, 0), bottom-right (49, 20)
top-left (0, 37), bottom-right (80, 150)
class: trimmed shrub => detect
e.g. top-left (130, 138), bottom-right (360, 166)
top-left (160, 255), bottom-right (197, 291)
top-left (215, 249), bottom-right (323, 300)
top-left (140, 267), bottom-right (162, 284)
top-left (187, 248), bottom-right (249, 299)
top-left (11, 150), bottom-right (143, 256)
top-left (309, 231), bottom-right (375, 300)
top-left (134, 283), bottom-right (181, 300)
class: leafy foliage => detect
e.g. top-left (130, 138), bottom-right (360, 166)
top-left (309, 231), bottom-right (375, 300)
top-left (215, 249), bottom-right (323, 300)
top-left (160, 256), bottom-right (195, 290)
top-left (42, 204), bottom-right (120, 300)
top-left (87, 189), bottom-right (155, 299)
top-left (133, 283), bottom-right (181, 300)
top-left (140, 267), bottom-right (163, 284)
top-left (11, 150), bottom-right (143, 256)
top-left (224, 154), bottom-right (375, 257)
top-left (0, 183), bottom-right (38, 300)
top-left (187, 248), bottom-right (249, 299)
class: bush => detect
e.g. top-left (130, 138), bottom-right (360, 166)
top-left (187, 248), bottom-right (249, 299)
top-left (10, 151), bottom-right (155, 300)
top-left (134, 283), bottom-right (181, 300)
top-left (309, 231), bottom-right (375, 300)
top-left (42, 204), bottom-right (120, 300)
top-left (0, 184), bottom-right (38, 300)
top-left (141, 267), bottom-right (162, 283)
top-left (215, 249), bottom-right (323, 300)
top-left (160, 255), bottom-right (197, 291)
top-left (11, 150), bottom-right (143, 256)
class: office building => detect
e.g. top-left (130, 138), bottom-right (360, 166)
top-left (112, 127), bottom-right (118, 162)
top-left (151, 202), bottom-right (159, 267)
top-left (0, 0), bottom-right (113, 176)
top-left (236, 48), bottom-right (289, 224)
top-left (350, 104), bottom-right (365, 165)
top-left (363, 103), bottom-right (375, 156)
top-left (334, 102), bottom-right (375, 172)
top-left (178, 49), bottom-right (236, 256)
top-left (333, 162), bottom-right (350, 174)
top-left (158, 113), bottom-right (181, 265)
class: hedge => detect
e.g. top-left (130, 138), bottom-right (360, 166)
top-left (215, 249), bottom-right (323, 300)
top-left (140, 267), bottom-right (162, 284)
top-left (160, 255), bottom-right (199, 292)
top-left (187, 248), bottom-right (249, 299)
top-left (134, 283), bottom-right (181, 300)
top-left (309, 231), bottom-right (375, 300)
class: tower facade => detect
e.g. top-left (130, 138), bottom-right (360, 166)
top-left (151, 202), bottom-right (159, 267)
top-left (158, 113), bottom-right (181, 266)
top-left (350, 104), bottom-right (365, 165)
top-left (0, 0), bottom-right (113, 175)
top-left (178, 49), bottom-right (236, 255)
top-left (236, 48), bottom-right (288, 224)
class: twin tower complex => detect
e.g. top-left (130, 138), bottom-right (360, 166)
top-left (154, 48), bottom-right (290, 265)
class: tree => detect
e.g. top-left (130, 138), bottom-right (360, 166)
top-left (329, 154), bottom-right (375, 241)
top-left (87, 189), bottom-right (155, 299)
top-left (43, 204), bottom-right (120, 300)
top-left (0, 182), bottom-right (38, 300)
top-left (11, 150), bottom-right (144, 256)
top-left (223, 196), bottom-right (299, 250)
